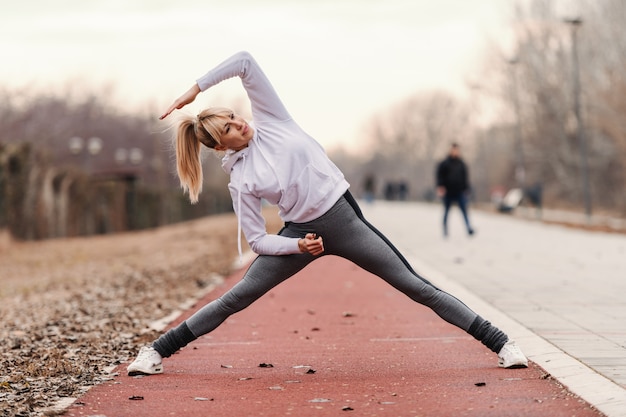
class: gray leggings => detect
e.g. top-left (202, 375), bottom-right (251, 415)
top-left (153, 192), bottom-right (507, 357)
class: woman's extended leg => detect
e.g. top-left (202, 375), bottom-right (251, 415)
top-left (310, 193), bottom-right (510, 355)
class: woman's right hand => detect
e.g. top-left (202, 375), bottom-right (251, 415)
top-left (159, 84), bottom-right (202, 120)
top-left (298, 233), bottom-right (324, 256)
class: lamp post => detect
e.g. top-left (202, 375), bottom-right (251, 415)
top-left (114, 147), bottom-right (144, 231)
top-left (564, 17), bottom-right (592, 221)
top-left (67, 136), bottom-right (103, 235)
top-left (68, 136), bottom-right (103, 174)
top-left (508, 58), bottom-right (526, 188)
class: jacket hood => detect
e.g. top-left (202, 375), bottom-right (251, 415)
top-left (221, 148), bottom-right (245, 173)
top-left (221, 126), bottom-right (256, 174)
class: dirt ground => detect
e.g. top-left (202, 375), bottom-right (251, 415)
top-left (0, 209), bottom-right (282, 417)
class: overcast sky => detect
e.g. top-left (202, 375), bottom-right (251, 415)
top-left (1, 0), bottom-right (522, 151)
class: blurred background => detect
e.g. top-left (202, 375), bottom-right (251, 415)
top-left (1, 0), bottom-right (624, 241)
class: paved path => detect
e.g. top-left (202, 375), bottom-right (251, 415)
top-left (361, 200), bottom-right (626, 417)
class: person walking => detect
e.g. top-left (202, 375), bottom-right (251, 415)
top-left (127, 51), bottom-right (527, 376)
top-left (362, 174), bottom-right (376, 203)
top-left (436, 143), bottom-right (475, 237)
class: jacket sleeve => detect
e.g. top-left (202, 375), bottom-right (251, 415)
top-left (463, 162), bottom-right (471, 192)
top-left (232, 189), bottom-right (301, 255)
top-left (436, 160), bottom-right (446, 187)
top-left (196, 51), bottom-right (291, 123)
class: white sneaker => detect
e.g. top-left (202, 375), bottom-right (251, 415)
top-left (498, 340), bottom-right (528, 368)
top-left (127, 346), bottom-right (163, 376)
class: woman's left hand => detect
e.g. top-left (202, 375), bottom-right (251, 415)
top-left (299, 233), bottom-right (324, 256)
top-left (159, 84), bottom-right (201, 120)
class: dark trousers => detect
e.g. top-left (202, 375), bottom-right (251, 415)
top-left (442, 193), bottom-right (473, 235)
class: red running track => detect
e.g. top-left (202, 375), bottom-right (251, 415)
top-left (66, 256), bottom-right (603, 417)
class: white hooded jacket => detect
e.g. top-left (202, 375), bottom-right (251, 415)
top-left (196, 51), bottom-right (350, 256)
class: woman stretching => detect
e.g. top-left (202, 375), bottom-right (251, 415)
top-left (127, 51), bottom-right (527, 376)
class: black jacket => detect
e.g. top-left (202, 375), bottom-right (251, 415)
top-left (436, 156), bottom-right (470, 197)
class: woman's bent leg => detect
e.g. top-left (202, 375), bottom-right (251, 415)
top-left (326, 193), bottom-right (508, 353)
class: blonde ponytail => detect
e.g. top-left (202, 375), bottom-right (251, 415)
top-left (172, 107), bottom-right (232, 204)
top-left (175, 117), bottom-right (203, 204)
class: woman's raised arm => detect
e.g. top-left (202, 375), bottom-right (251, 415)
top-left (196, 51), bottom-right (290, 123)
top-left (159, 84), bottom-right (201, 120)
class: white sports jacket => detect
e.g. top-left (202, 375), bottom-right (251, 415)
top-left (196, 51), bottom-right (350, 256)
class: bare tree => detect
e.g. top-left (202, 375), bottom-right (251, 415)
top-left (474, 0), bottom-right (626, 214)
top-left (0, 84), bottom-right (233, 240)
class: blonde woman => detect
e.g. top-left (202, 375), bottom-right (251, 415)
top-left (127, 51), bottom-right (527, 376)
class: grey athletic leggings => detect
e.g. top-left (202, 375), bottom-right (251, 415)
top-left (153, 192), bottom-right (508, 357)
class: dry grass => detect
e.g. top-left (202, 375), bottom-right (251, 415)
top-left (0, 208), bottom-right (282, 416)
